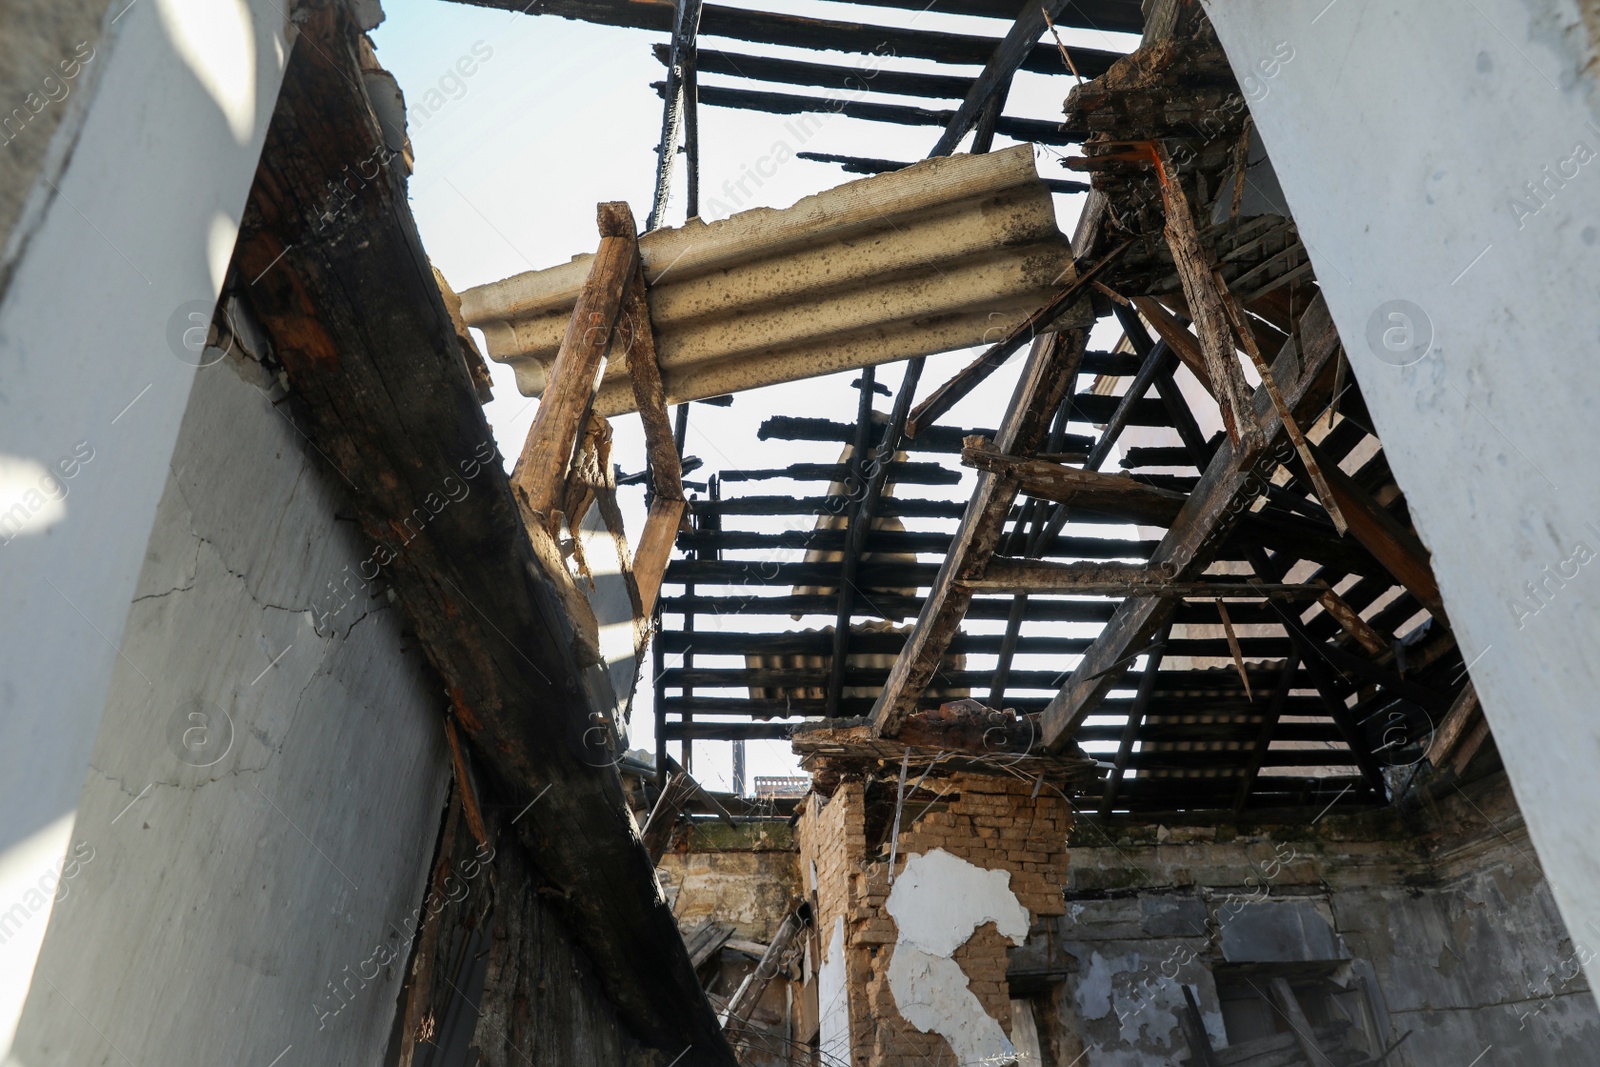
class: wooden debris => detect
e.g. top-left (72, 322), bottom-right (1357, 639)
top-left (1268, 978), bottom-right (1328, 1067)
top-left (683, 920), bottom-right (737, 970)
top-left (512, 202), bottom-right (639, 520)
top-left (1156, 145), bottom-right (1265, 464)
top-left (720, 912), bottom-right (802, 1026)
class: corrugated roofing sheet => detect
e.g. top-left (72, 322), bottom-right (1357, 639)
top-left (459, 144), bottom-right (1076, 415)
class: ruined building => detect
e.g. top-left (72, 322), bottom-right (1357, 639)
top-left (3, 0), bottom-right (1599, 1065)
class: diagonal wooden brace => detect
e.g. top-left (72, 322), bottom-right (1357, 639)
top-left (512, 202), bottom-right (640, 519)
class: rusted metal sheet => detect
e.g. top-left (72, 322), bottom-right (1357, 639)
top-left (459, 144), bottom-right (1080, 415)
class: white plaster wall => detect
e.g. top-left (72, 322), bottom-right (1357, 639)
top-left (1202, 0), bottom-right (1600, 1003)
top-left (885, 849), bottom-right (1030, 1066)
top-left (0, 0), bottom-right (299, 1048)
top-left (8, 353), bottom-right (452, 1066)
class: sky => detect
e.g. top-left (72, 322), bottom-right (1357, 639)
top-left (370, 0), bottom-right (1142, 794)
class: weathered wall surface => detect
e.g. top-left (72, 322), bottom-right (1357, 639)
top-left (0, 0), bottom-right (300, 1049)
top-left (657, 820), bottom-right (799, 942)
top-left (1049, 775), bottom-right (1600, 1066)
top-left (8, 353), bottom-right (454, 1066)
top-left (1200, 0), bottom-right (1600, 1002)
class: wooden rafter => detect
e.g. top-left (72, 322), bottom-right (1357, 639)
top-left (870, 328), bottom-right (1089, 738)
top-left (1039, 294), bottom-right (1344, 751)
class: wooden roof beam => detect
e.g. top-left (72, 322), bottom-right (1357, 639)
top-left (455, 0), bottom-right (1133, 65)
top-left (666, 82), bottom-right (1083, 144)
top-left (869, 328), bottom-right (1089, 738)
top-left (1040, 293), bottom-right (1345, 751)
top-left (930, 0), bottom-right (1074, 156)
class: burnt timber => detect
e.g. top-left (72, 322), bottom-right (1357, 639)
top-left (230, 9), bottom-right (733, 1063)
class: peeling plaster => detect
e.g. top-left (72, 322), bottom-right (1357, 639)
top-left (885, 849), bottom-right (1030, 1066)
top-left (818, 916), bottom-right (851, 1065)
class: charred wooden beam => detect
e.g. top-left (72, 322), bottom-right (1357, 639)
top-left (647, 0), bottom-right (704, 229)
top-left (233, 13), bottom-right (732, 1062)
top-left (659, 628), bottom-right (1291, 658)
top-left (1040, 294), bottom-right (1344, 751)
top-left (456, 0), bottom-right (1144, 34)
top-left (718, 460), bottom-right (960, 485)
top-left (663, 721), bottom-right (797, 741)
top-left (961, 558), bottom-right (1316, 598)
top-left (822, 366), bottom-right (896, 716)
top-left (674, 527), bottom-right (1160, 558)
top-left (670, 82), bottom-right (1084, 144)
top-left (661, 45), bottom-right (972, 99)
top-left (871, 329), bottom-right (1089, 737)
top-left (931, 0), bottom-right (1074, 155)
top-left (761, 414), bottom-right (1096, 455)
top-left (798, 150), bottom-right (1091, 194)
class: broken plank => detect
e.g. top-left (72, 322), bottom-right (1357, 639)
top-left (513, 202), bottom-right (639, 518)
top-left (1157, 150), bottom-right (1263, 461)
top-left (634, 496), bottom-right (687, 618)
top-left (1131, 296), bottom-right (1213, 394)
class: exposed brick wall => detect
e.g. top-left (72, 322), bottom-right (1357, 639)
top-left (797, 773), bottom-right (1073, 1066)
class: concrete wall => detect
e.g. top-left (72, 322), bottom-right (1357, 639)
top-left (7, 351), bottom-right (453, 1066)
top-left (1200, 0), bottom-right (1600, 1002)
top-left (0, 0), bottom-right (303, 1049)
top-left (1044, 775), bottom-right (1600, 1066)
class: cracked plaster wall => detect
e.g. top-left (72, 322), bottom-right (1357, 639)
top-left (1201, 0), bottom-right (1600, 1005)
top-left (1044, 777), bottom-right (1600, 1066)
top-left (8, 353), bottom-right (452, 1066)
